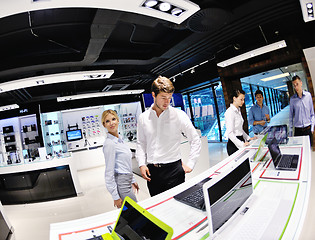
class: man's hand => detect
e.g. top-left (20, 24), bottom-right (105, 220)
top-left (114, 198), bottom-right (123, 208)
top-left (182, 163), bottom-right (192, 173)
top-left (139, 165), bottom-right (151, 181)
top-left (132, 182), bottom-right (139, 193)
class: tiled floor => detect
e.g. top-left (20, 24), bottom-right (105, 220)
top-left (3, 105), bottom-right (315, 240)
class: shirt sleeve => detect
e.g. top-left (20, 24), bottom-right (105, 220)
top-left (179, 110), bottom-right (201, 169)
top-left (309, 94), bottom-right (315, 132)
top-left (248, 107), bottom-right (254, 126)
top-left (225, 108), bottom-right (244, 149)
top-left (136, 114), bottom-right (147, 167)
top-left (289, 97), bottom-right (294, 135)
top-left (103, 142), bottom-right (120, 201)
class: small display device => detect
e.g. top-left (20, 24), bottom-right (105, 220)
top-left (3, 126), bottom-right (14, 134)
top-left (66, 129), bottom-right (83, 141)
top-left (4, 135), bottom-right (15, 143)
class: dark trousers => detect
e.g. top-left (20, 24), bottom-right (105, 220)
top-left (227, 136), bottom-right (244, 156)
top-left (295, 125), bottom-right (313, 146)
top-left (147, 160), bottom-right (185, 197)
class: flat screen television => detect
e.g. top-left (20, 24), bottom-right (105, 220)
top-left (66, 129), bottom-right (83, 142)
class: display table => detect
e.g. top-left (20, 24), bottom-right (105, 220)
top-left (0, 156), bottom-right (82, 204)
top-left (50, 136), bottom-right (311, 240)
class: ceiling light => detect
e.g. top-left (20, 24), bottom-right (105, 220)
top-left (261, 72), bottom-right (290, 82)
top-left (300, 0), bottom-right (315, 22)
top-left (144, 0), bottom-right (158, 7)
top-left (159, 2), bottom-right (171, 11)
top-left (57, 89), bottom-right (145, 102)
top-left (0, 70), bottom-right (114, 93)
top-left (0, 104), bottom-right (19, 112)
top-left (141, 0), bottom-right (191, 19)
top-left (274, 85), bottom-right (287, 89)
top-left (217, 40), bottom-right (287, 67)
top-left (171, 8), bottom-right (183, 16)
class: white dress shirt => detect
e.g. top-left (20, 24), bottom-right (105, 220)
top-left (103, 133), bottom-right (135, 200)
top-left (225, 104), bottom-right (250, 149)
top-left (136, 105), bottom-right (201, 170)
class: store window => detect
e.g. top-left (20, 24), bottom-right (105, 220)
top-left (182, 82), bottom-right (226, 142)
top-left (241, 83), bottom-right (254, 133)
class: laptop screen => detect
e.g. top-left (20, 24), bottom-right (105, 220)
top-left (265, 125), bottom-right (288, 144)
top-left (268, 138), bottom-right (282, 165)
top-left (114, 200), bottom-right (169, 240)
top-left (203, 158), bottom-right (253, 235)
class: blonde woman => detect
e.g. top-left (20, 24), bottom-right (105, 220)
top-left (102, 109), bottom-right (139, 208)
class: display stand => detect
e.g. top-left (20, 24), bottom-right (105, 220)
top-left (50, 136), bottom-right (311, 240)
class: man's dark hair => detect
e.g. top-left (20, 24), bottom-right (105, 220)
top-left (255, 89), bottom-right (264, 97)
top-left (292, 75), bottom-right (301, 81)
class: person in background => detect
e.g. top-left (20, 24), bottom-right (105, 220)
top-left (248, 89), bottom-right (270, 135)
top-left (102, 109), bottom-right (139, 208)
top-left (136, 76), bottom-right (201, 197)
top-left (225, 89), bottom-right (257, 156)
top-left (289, 75), bottom-right (315, 146)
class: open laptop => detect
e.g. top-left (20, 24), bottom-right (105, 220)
top-left (265, 125), bottom-right (289, 145)
top-left (98, 197), bottom-right (173, 240)
top-left (202, 158), bottom-right (253, 238)
top-left (173, 177), bottom-right (211, 211)
top-left (267, 137), bottom-right (299, 171)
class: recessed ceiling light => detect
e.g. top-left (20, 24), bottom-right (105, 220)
top-left (159, 2), bottom-right (171, 11)
top-left (171, 8), bottom-right (183, 16)
top-left (261, 72), bottom-right (290, 82)
top-left (144, 0), bottom-right (158, 7)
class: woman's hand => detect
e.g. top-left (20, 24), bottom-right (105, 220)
top-left (114, 198), bottom-right (123, 208)
top-left (132, 182), bottom-right (139, 193)
top-left (249, 136), bottom-right (258, 141)
top-left (243, 141), bottom-right (250, 147)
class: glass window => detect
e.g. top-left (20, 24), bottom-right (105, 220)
top-left (189, 88), bottom-right (217, 138)
top-left (207, 83), bottom-right (226, 141)
top-left (241, 83), bottom-right (254, 133)
top-left (182, 94), bottom-right (192, 119)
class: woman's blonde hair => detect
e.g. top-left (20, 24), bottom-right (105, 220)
top-left (101, 109), bottom-right (119, 127)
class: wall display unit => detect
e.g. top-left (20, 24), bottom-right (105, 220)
top-left (103, 101), bottom-right (142, 142)
top-left (0, 117), bottom-right (22, 166)
top-left (40, 111), bottom-right (67, 158)
top-left (20, 114), bottom-right (41, 163)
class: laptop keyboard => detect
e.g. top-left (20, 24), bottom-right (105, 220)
top-left (86, 236), bottom-right (104, 240)
top-left (278, 155), bottom-right (293, 168)
top-left (181, 188), bottom-right (204, 206)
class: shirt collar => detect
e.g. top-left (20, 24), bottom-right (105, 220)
top-left (293, 90), bottom-right (307, 98)
top-left (149, 103), bottom-right (170, 116)
top-left (107, 132), bottom-right (123, 143)
top-left (230, 103), bottom-right (240, 113)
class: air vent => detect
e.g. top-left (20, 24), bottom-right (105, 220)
top-left (187, 8), bottom-right (231, 33)
top-left (102, 84), bottom-right (130, 92)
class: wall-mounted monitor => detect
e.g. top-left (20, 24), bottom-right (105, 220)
top-left (66, 129), bottom-right (83, 142)
top-left (3, 126), bottom-right (14, 134)
top-left (4, 135), bottom-right (15, 143)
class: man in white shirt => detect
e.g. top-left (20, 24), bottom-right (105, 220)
top-left (136, 76), bottom-right (201, 196)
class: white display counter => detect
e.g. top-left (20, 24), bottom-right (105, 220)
top-left (49, 136), bottom-right (311, 240)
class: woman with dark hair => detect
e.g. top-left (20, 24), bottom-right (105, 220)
top-left (225, 89), bottom-right (257, 156)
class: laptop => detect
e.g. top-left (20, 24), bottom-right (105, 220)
top-left (202, 158), bottom-right (253, 238)
top-left (98, 196), bottom-right (173, 240)
top-left (265, 125), bottom-right (288, 145)
top-left (173, 177), bottom-right (211, 211)
top-left (267, 137), bottom-right (299, 171)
